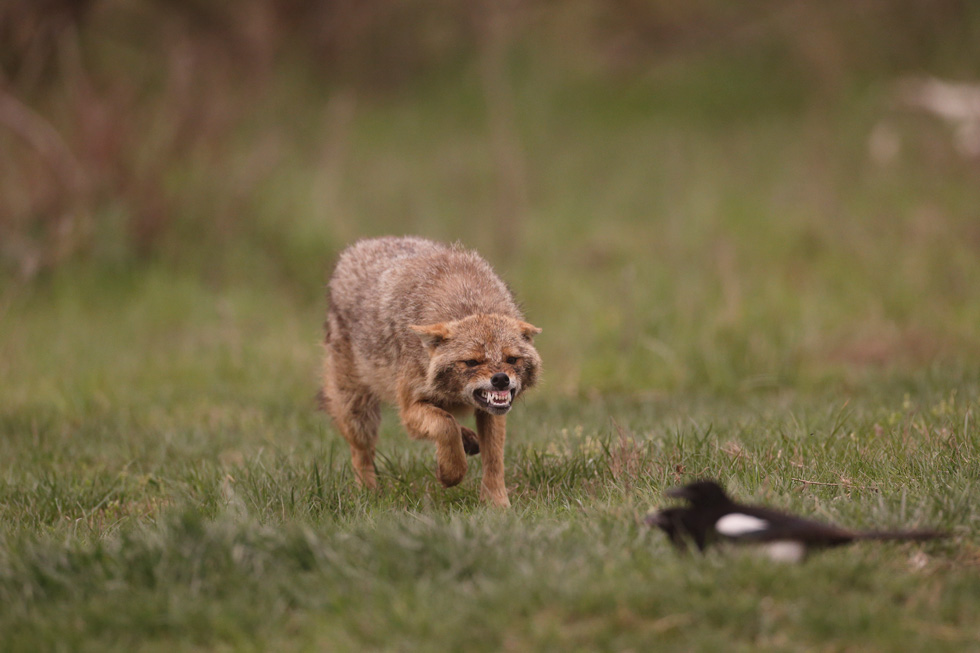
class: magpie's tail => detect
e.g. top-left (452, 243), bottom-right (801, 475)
top-left (854, 529), bottom-right (948, 542)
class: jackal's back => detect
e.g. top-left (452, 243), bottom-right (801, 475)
top-left (326, 236), bottom-right (524, 373)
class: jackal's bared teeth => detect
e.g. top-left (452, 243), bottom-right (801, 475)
top-left (477, 389), bottom-right (512, 405)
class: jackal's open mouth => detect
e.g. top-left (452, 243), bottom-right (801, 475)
top-left (473, 388), bottom-right (515, 411)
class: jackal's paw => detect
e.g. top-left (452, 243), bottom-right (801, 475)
top-left (480, 491), bottom-right (511, 508)
top-left (461, 427), bottom-right (480, 456)
top-left (436, 459), bottom-right (468, 488)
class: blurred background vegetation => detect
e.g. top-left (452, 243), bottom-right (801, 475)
top-left (2, 0), bottom-right (979, 396)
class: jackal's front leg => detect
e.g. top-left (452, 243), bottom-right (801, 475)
top-left (475, 411), bottom-right (509, 507)
top-left (399, 399), bottom-right (468, 488)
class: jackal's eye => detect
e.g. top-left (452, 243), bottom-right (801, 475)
top-left (506, 356), bottom-right (519, 365)
top-left (463, 359), bottom-right (481, 368)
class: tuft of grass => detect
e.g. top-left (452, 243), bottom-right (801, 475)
top-left (2, 290), bottom-right (978, 649)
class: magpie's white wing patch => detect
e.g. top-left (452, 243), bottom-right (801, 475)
top-left (716, 513), bottom-right (769, 536)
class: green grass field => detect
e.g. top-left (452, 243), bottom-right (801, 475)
top-left (3, 22), bottom-right (980, 649)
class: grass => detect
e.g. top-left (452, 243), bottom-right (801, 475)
top-left (3, 33), bottom-right (980, 649)
top-left (2, 270), bottom-right (979, 651)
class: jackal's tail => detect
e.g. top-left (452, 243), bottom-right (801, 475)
top-left (315, 389), bottom-right (329, 412)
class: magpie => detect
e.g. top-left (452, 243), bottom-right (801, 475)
top-left (645, 479), bottom-right (946, 562)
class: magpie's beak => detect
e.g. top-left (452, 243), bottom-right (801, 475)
top-left (665, 486), bottom-right (691, 500)
top-left (644, 512), bottom-right (668, 528)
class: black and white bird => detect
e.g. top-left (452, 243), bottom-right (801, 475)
top-left (646, 479), bottom-right (946, 562)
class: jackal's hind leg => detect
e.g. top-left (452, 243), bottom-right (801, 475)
top-left (322, 353), bottom-right (381, 488)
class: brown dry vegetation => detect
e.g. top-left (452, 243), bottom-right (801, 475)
top-left (1, 0), bottom-right (977, 279)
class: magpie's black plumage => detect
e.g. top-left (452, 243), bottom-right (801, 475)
top-left (645, 480), bottom-right (946, 562)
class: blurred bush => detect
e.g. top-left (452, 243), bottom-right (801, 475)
top-left (0, 0), bottom-right (977, 280)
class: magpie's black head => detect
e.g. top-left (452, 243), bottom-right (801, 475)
top-left (665, 480), bottom-right (732, 507)
top-left (644, 507), bottom-right (697, 552)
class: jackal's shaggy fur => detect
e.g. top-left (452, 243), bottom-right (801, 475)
top-left (321, 236), bottom-right (541, 506)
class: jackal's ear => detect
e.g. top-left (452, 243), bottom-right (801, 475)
top-left (409, 323), bottom-right (452, 351)
top-left (518, 321), bottom-right (542, 341)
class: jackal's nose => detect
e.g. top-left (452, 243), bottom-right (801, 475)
top-left (491, 372), bottom-right (510, 389)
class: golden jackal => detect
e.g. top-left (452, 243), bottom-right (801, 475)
top-left (321, 236), bottom-right (541, 507)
